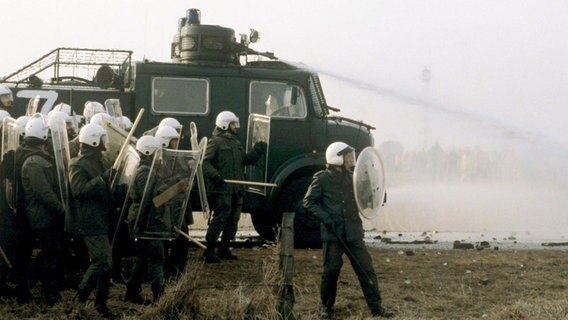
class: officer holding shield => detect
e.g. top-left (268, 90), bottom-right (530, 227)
top-left (67, 123), bottom-right (116, 319)
top-left (155, 125), bottom-right (192, 277)
top-left (303, 142), bottom-right (394, 319)
top-left (202, 111), bottom-right (265, 263)
top-left (124, 135), bottom-right (165, 304)
top-left (20, 116), bottom-right (66, 305)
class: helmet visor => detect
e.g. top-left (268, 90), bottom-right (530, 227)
top-left (337, 146), bottom-right (356, 170)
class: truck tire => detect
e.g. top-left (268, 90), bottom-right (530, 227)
top-left (251, 177), bottom-right (321, 248)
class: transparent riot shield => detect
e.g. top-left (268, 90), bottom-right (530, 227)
top-left (111, 145), bottom-right (140, 247)
top-left (245, 114), bottom-right (270, 195)
top-left (49, 118), bottom-right (71, 215)
top-left (353, 147), bottom-right (386, 220)
top-left (2, 117), bottom-right (19, 162)
top-left (1, 117), bottom-right (20, 211)
top-left (104, 98), bottom-right (123, 118)
top-left (133, 148), bottom-right (201, 240)
top-left (101, 118), bottom-right (137, 169)
top-left (26, 96), bottom-right (40, 116)
top-left (189, 122), bottom-right (209, 218)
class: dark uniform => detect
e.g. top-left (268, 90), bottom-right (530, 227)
top-left (125, 156), bottom-right (165, 303)
top-left (202, 127), bottom-right (263, 260)
top-left (67, 144), bottom-right (114, 316)
top-left (21, 143), bottom-right (65, 304)
top-left (10, 142), bottom-right (38, 302)
top-left (303, 168), bottom-right (387, 318)
top-left (0, 147), bottom-right (18, 297)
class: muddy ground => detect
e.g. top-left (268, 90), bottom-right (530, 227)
top-left (1, 243), bottom-right (567, 319)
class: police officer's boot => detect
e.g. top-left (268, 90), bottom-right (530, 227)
top-left (202, 244), bottom-right (220, 264)
top-left (94, 273), bottom-right (117, 320)
top-left (0, 283), bottom-right (17, 298)
top-left (124, 283), bottom-right (151, 305)
top-left (76, 273), bottom-right (97, 303)
top-left (151, 281), bottom-right (164, 303)
top-left (217, 244), bottom-right (238, 260)
top-left (371, 307), bottom-right (395, 318)
top-left (15, 280), bottom-right (32, 304)
top-left (319, 305), bottom-right (333, 319)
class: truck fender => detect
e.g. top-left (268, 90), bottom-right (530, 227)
top-left (268, 152), bottom-right (325, 201)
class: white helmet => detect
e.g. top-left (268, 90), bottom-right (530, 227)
top-left (326, 141), bottom-right (355, 166)
top-left (25, 114), bottom-right (50, 140)
top-left (53, 103), bottom-right (72, 116)
top-left (47, 110), bottom-right (70, 127)
top-left (83, 101), bottom-right (106, 123)
top-left (0, 85), bottom-right (12, 96)
top-left (90, 112), bottom-right (112, 126)
top-left (215, 111), bottom-right (239, 130)
top-left (0, 85), bottom-right (13, 99)
top-left (16, 116), bottom-right (31, 136)
top-left (79, 123), bottom-right (107, 147)
top-left (159, 117), bottom-right (182, 130)
top-left (155, 125), bottom-right (179, 148)
top-left (0, 110), bottom-right (10, 123)
top-left (117, 116), bottom-right (133, 130)
top-left (136, 135), bottom-right (161, 156)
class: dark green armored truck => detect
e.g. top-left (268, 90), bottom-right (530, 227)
top-left (1, 9), bottom-right (374, 247)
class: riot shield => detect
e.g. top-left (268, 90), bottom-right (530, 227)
top-left (101, 118), bottom-right (137, 169)
top-left (245, 114), bottom-right (270, 195)
top-left (189, 122), bottom-right (209, 218)
top-left (133, 148), bottom-right (200, 240)
top-left (111, 145), bottom-right (140, 247)
top-left (2, 117), bottom-right (19, 162)
top-left (26, 96), bottom-right (40, 116)
top-left (353, 147), bottom-right (386, 220)
top-left (104, 99), bottom-right (123, 118)
top-left (49, 118), bottom-right (71, 215)
top-left (1, 117), bottom-right (20, 211)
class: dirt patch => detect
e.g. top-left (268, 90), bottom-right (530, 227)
top-left (1, 247), bottom-right (568, 319)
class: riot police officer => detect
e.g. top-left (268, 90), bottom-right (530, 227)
top-left (82, 101), bottom-right (106, 126)
top-left (0, 85), bottom-right (13, 113)
top-left (155, 125), bottom-right (191, 277)
top-left (143, 117), bottom-right (183, 137)
top-left (52, 102), bottom-right (78, 139)
top-left (124, 135), bottom-right (165, 304)
top-left (67, 123), bottom-right (116, 319)
top-left (202, 111), bottom-right (265, 263)
top-left (20, 116), bottom-right (65, 305)
top-left (303, 142), bottom-right (394, 319)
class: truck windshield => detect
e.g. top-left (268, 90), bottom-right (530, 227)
top-left (249, 81), bottom-right (307, 118)
top-left (152, 77), bottom-right (209, 114)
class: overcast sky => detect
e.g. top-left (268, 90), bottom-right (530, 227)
top-left (3, 0), bottom-right (568, 151)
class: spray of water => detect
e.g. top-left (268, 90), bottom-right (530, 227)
top-left (300, 63), bottom-right (568, 155)
top-left (289, 61), bottom-right (568, 240)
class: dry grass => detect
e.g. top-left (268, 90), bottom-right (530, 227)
top-left (1, 246), bottom-right (567, 319)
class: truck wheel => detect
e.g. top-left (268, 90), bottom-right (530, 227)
top-left (251, 177), bottom-right (322, 248)
top-left (250, 209), bottom-right (278, 241)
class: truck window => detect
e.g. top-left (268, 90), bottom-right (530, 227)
top-left (249, 81), bottom-right (306, 119)
top-left (309, 76), bottom-right (326, 117)
top-left (152, 77), bottom-right (209, 114)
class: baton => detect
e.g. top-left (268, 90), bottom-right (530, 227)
top-left (0, 245), bottom-right (12, 269)
top-left (174, 226), bottom-right (207, 250)
top-left (224, 179), bottom-right (277, 188)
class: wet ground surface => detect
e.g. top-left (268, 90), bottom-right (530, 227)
top-left (188, 228), bottom-right (568, 251)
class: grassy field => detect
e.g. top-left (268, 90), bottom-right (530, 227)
top-left (1, 245), bottom-right (567, 319)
